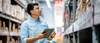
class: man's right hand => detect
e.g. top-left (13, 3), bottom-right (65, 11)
top-left (37, 32), bottom-right (48, 39)
top-left (26, 32), bottom-right (48, 43)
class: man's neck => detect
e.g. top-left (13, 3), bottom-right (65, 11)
top-left (31, 15), bottom-right (39, 21)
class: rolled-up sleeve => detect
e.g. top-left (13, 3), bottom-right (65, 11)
top-left (20, 22), bottom-right (28, 43)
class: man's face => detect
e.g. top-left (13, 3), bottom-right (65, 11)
top-left (31, 5), bottom-right (42, 16)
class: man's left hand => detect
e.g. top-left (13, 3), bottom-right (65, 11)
top-left (48, 31), bottom-right (56, 40)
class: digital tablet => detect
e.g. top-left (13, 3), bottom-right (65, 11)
top-left (42, 29), bottom-right (54, 38)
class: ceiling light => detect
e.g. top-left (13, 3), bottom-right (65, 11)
top-left (46, 0), bottom-right (51, 8)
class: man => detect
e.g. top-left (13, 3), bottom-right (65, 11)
top-left (20, 3), bottom-right (56, 43)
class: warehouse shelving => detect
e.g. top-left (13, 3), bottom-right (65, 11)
top-left (0, 13), bottom-right (22, 24)
top-left (63, 0), bottom-right (99, 43)
top-left (0, 0), bottom-right (31, 43)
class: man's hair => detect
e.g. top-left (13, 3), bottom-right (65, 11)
top-left (27, 3), bottom-right (38, 16)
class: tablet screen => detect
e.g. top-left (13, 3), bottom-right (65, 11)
top-left (43, 29), bottom-right (54, 38)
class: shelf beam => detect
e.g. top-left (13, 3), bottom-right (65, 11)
top-left (0, 13), bottom-right (22, 24)
top-left (68, 2), bottom-right (71, 43)
top-left (73, 0), bottom-right (77, 43)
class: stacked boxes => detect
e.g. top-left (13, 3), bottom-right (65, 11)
top-left (11, 5), bottom-right (25, 21)
top-left (16, 5), bottom-right (21, 20)
top-left (1, 0), bottom-right (25, 21)
top-left (86, 0), bottom-right (91, 10)
top-left (2, 0), bottom-right (11, 15)
top-left (11, 5), bottom-right (17, 18)
top-left (76, 0), bottom-right (87, 20)
top-left (0, 0), bottom-right (2, 12)
top-left (2, 21), bottom-right (9, 32)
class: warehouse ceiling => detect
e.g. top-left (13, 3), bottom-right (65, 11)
top-left (35, 0), bottom-right (54, 8)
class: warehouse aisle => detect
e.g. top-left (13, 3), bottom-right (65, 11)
top-left (0, 0), bottom-right (100, 43)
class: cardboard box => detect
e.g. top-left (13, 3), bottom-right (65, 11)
top-left (10, 5), bottom-right (16, 17)
top-left (10, 37), bottom-right (15, 43)
top-left (11, 5), bottom-right (16, 17)
top-left (0, 40), bottom-right (2, 43)
top-left (13, 23), bottom-right (15, 32)
top-left (3, 22), bottom-right (9, 32)
top-left (21, 9), bottom-right (25, 21)
top-left (2, 0), bottom-right (11, 15)
top-left (79, 3), bottom-right (86, 11)
top-left (86, 0), bottom-right (91, 10)
top-left (0, 0), bottom-right (2, 12)
top-left (15, 28), bottom-right (18, 33)
top-left (71, 12), bottom-right (73, 25)
top-left (76, 10), bottom-right (80, 20)
top-left (53, 36), bottom-right (63, 43)
top-left (15, 40), bottom-right (18, 43)
top-left (10, 22), bottom-right (12, 32)
top-left (71, 38), bottom-right (73, 43)
top-left (86, 0), bottom-right (90, 4)
top-left (78, 0), bottom-right (86, 4)
top-left (19, 29), bottom-right (20, 33)
top-left (16, 5), bottom-right (22, 20)
top-left (7, 36), bottom-right (9, 43)
top-left (76, 0), bottom-right (87, 20)
top-left (3, 21), bottom-right (6, 32)
top-left (82, 7), bottom-right (86, 14)
top-left (5, 27), bottom-right (8, 32)
top-left (80, 0), bottom-right (86, 3)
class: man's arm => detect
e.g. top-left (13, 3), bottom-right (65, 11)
top-left (20, 22), bottom-right (48, 43)
top-left (26, 36), bottom-right (40, 43)
top-left (27, 32), bottom-right (48, 43)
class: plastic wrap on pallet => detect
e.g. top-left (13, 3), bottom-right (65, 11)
top-left (78, 15), bottom-right (82, 29)
top-left (81, 8), bottom-right (91, 29)
top-left (85, 8), bottom-right (91, 28)
top-left (74, 14), bottom-right (82, 32)
top-left (0, 0), bottom-right (2, 12)
top-left (66, 29), bottom-right (69, 34)
top-left (74, 19), bottom-right (80, 32)
top-left (68, 24), bottom-right (73, 34)
top-left (94, 0), bottom-right (100, 25)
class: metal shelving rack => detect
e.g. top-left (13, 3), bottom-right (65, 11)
top-left (0, 0), bottom-right (31, 43)
top-left (63, 0), bottom-right (99, 43)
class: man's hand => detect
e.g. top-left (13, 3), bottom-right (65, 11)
top-left (37, 32), bottom-right (48, 39)
top-left (48, 31), bottom-right (56, 40)
top-left (26, 32), bottom-right (48, 43)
